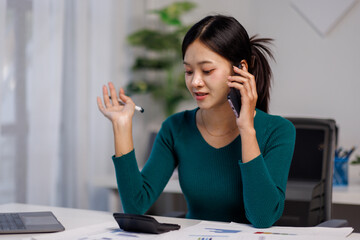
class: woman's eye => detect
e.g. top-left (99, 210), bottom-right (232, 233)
top-left (185, 70), bottom-right (193, 75)
top-left (203, 69), bottom-right (214, 74)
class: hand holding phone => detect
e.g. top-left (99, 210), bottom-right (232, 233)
top-left (227, 64), bottom-right (242, 118)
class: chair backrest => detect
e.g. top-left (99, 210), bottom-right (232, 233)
top-left (276, 117), bottom-right (337, 227)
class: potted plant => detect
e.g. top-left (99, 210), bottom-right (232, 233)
top-left (126, 1), bottom-right (196, 117)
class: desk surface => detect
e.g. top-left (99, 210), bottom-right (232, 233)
top-left (0, 203), bottom-right (202, 239)
top-left (0, 203), bottom-right (359, 239)
top-left (333, 185), bottom-right (360, 205)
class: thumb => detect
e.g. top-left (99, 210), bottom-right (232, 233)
top-left (119, 89), bottom-right (135, 107)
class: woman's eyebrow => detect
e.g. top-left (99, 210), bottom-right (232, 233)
top-left (183, 60), bottom-right (214, 65)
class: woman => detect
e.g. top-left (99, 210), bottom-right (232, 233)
top-left (97, 15), bottom-right (296, 228)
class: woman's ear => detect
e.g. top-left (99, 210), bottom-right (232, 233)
top-left (240, 60), bottom-right (249, 71)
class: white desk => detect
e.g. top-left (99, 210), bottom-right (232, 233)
top-left (0, 203), bottom-right (201, 239)
top-left (333, 185), bottom-right (360, 205)
top-left (0, 203), bottom-right (359, 239)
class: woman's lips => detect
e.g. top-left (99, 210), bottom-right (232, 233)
top-left (194, 92), bottom-right (208, 100)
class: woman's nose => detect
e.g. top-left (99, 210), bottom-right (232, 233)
top-left (191, 73), bottom-right (204, 87)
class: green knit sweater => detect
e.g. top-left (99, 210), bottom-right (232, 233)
top-left (112, 108), bottom-right (295, 228)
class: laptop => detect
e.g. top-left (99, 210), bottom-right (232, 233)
top-left (0, 211), bottom-right (65, 234)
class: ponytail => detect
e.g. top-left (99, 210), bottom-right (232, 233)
top-left (249, 36), bottom-right (274, 113)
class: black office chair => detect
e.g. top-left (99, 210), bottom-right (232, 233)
top-left (276, 117), bottom-right (348, 227)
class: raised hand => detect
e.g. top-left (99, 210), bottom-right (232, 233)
top-left (97, 82), bottom-right (136, 125)
top-left (227, 64), bottom-right (257, 133)
top-left (228, 63), bottom-right (260, 163)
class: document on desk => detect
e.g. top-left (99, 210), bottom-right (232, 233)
top-left (165, 221), bottom-right (354, 240)
top-left (30, 220), bottom-right (354, 240)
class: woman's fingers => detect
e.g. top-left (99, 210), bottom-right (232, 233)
top-left (97, 83), bottom-right (137, 124)
top-left (118, 88), bottom-right (134, 107)
top-left (99, 83), bottom-right (136, 112)
top-left (227, 81), bottom-right (250, 102)
top-left (228, 66), bottom-right (257, 101)
top-left (108, 82), bottom-right (120, 106)
top-left (235, 66), bottom-right (257, 97)
top-left (102, 85), bottom-right (112, 108)
top-left (118, 88), bottom-right (128, 102)
top-left (97, 96), bottom-right (106, 114)
top-left (227, 76), bottom-right (253, 99)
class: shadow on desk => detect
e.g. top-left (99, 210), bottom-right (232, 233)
top-left (146, 192), bottom-right (187, 218)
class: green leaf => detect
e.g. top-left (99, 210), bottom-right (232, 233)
top-left (350, 155), bottom-right (360, 165)
top-left (127, 29), bottom-right (181, 51)
top-left (126, 81), bottom-right (159, 94)
top-left (151, 1), bottom-right (196, 26)
top-left (174, 25), bottom-right (193, 36)
top-left (132, 57), bottom-right (175, 70)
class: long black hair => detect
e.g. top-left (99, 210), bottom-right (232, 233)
top-left (182, 15), bottom-right (274, 113)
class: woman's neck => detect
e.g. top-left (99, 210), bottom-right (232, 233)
top-left (198, 104), bottom-right (238, 137)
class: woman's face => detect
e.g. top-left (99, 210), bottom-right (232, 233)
top-left (183, 39), bottom-right (232, 110)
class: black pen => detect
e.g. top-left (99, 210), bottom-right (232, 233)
top-left (109, 96), bottom-right (144, 113)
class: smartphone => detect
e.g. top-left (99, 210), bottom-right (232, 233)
top-left (227, 64), bottom-right (242, 118)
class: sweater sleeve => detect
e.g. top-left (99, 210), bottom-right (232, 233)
top-left (238, 117), bottom-right (296, 228)
top-left (112, 118), bottom-right (178, 214)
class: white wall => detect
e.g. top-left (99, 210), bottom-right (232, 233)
top-left (246, 0), bottom-right (360, 156)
